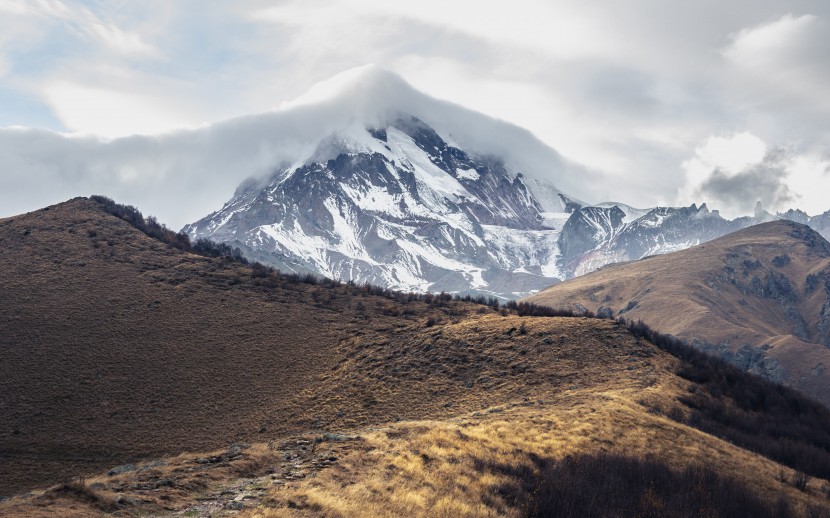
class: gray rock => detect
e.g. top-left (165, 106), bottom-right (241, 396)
top-left (819, 299), bottom-right (830, 348)
top-left (321, 432), bottom-right (355, 442)
top-left (108, 464), bottom-right (136, 476)
top-left (227, 442), bottom-right (250, 457)
top-left (138, 459), bottom-right (167, 471)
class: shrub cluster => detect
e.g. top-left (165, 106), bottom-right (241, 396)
top-left (529, 453), bottom-right (796, 518)
top-left (90, 195), bottom-right (505, 311)
top-left (90, 195), bottom-right (246, 263)
top-left (624, 318), bottom-right (830, 481)
top-left (503, 300), bottom-right (594, 318)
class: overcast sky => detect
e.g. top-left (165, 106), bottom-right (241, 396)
top-left (1, 0), bottom-right (829, 227)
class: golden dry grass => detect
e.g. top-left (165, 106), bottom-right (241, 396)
top-left (7, 368), bottom-right (822, 517)
top-left (242, 375), bottom-right (830, 517)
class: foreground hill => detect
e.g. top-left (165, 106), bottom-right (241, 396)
top-left (0, 197), bottom-right (552, 496)
top-left (527, 220), bottom-right (830, 405)
top-left (5, 199), bottom-right (830, 516)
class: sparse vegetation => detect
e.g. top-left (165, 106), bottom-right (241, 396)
top-left (794, 470), bottom-right (811, 492)
top-left (91, 195), bottom-right (508, 312)
top-left (530, 453), bottom-right (795, 518)
top-left (47, 478), bottom-right (119, 512)
top-left (91, 194), bottom-right (247, 262)
top-left (624, 318), bottom-right (830, 481)
top-left (504, 300), bottom-right (595, 318)
top-left (773, 254), bottom-right (792, 267)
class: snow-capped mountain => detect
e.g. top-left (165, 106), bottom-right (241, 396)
top-left (184, 66), bottom-right (590, 297)
top-left (185, 65), bottom-right (830, 298)
top-left (556, 202), bottom-right (830, 278)
top-left (185, 113), bottom-right (578, 297)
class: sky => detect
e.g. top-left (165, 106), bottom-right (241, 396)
top-left (1, 0), bottom-right (829, 228)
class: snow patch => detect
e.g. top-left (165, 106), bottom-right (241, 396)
top-left (456, 167), bottom-right (480, 181)
top-left (594, 202), bottom-right (649, 224)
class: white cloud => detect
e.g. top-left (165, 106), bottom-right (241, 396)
top-left (0, 67), bottom-right (596, 228)
top-left (682, 132), bottom-right (767, 183)
top-left (723, 14), bottom-right (817, 69)
top-left (720, 13), bottom-right (830, 126)
top-left (679, 132), bottom-right (830, 218)
top-left (25, 0), bottom-right (159, 57)
top-left (253, 0), bottom-right (613, 62)
top-left (783, 151), bottom-right (830, 216)
top-left (41, 81), bottom-right (199, 138)
top-left (2, 1), bottom-right (830, 222)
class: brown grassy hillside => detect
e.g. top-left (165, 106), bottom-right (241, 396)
top-left (0, 197), bottom-right (512, 495)
top-left (526, 220), bottom-right (830, 405)
top-left (6, 312), bottom-right (830, 517)
top-left (5, 200), bottom-right (830, 516)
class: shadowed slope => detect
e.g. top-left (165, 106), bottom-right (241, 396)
top-left (526, 220), bottom-right (830, 405)
top-left (0, 198), bottom-right (659, 496)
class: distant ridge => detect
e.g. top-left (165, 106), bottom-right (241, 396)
top-left (526, 220), bottom-right (830, 405)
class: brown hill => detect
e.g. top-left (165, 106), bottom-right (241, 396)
top-left (0, 197), bottom-right (508, 495)
top-left (526, 220), bottom-right (830, 405)
top-left (5, 200), bottom-right (830, 516)
top-left (0, 198), bottom-right (675, 497)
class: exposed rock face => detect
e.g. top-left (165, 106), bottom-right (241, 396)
top-left (558, 206), bottom-right (626, 272)
top-left (185, 117), bottom-right (577, 298)
top-left (818, 278), bottom-right (830, 348)
top-left (559, 204), bottom-right (742, 278)
top-left (694, 341), bottom-right (787, 384)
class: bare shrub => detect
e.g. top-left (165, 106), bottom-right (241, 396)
top-left (529, 453), bottom-right (795, 518)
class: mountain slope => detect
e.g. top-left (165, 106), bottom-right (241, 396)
top-left (526, 220), bottom-right (830, 405)
top-left (184, 113), bottom-right (574, 297)
top-left (6, 199), bottom-right (830, 516)
top-left (0, 197), bottom-right (624, 496)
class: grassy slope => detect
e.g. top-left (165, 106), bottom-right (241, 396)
top-left (0, 198), bottom-right (670, 496)
top-left (2, 200), bottom-right (830, 516)
top-left (0, 198), bottom-right (503, 495)
top-left (526, 221), bottom-right (830, 405)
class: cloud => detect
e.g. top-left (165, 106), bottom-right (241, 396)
top-left (0, 68), bottom-right (594, 228)
top-left (679, 132), bottom-right (830, 218)
top-left (695, 156), bottom-right (795, 217)
top-left (0, 123), bottom-right (279, 230)
top-left (40, 80), bottom-right (201, 138)
top-left (14, 0), bottom-right (159, 57)
top-left (720, 13), bottom-right (830, 137)
top-left (723, 14), bottom-right (818, 66)
top-left (2, 1), bottom-right (830, 221)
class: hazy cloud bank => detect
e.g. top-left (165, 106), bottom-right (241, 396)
top-left (1, 1), bottom-right (830, 220)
